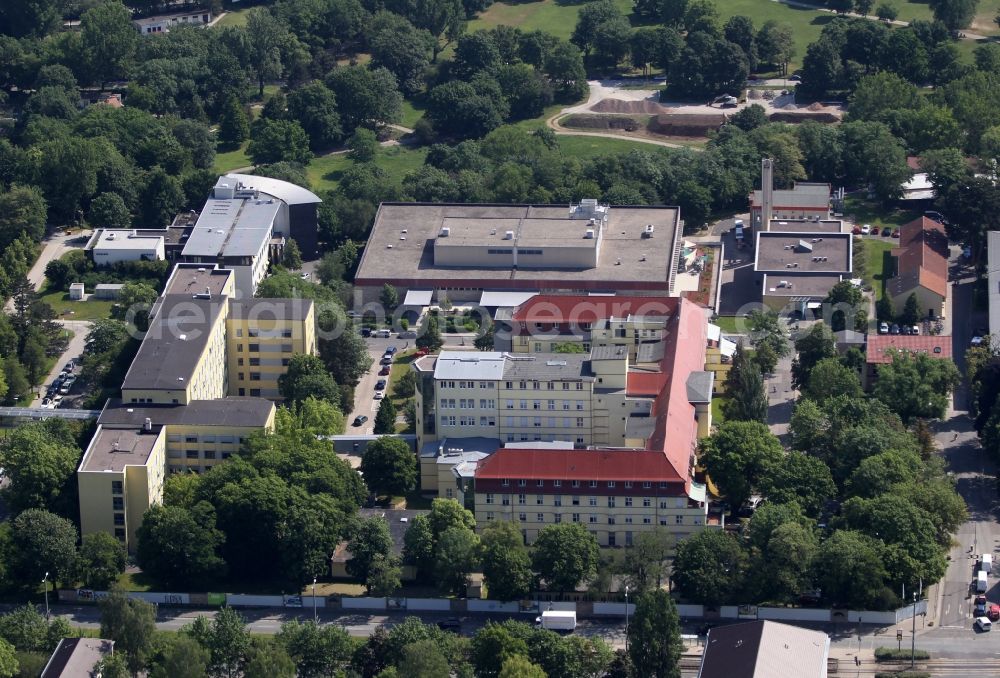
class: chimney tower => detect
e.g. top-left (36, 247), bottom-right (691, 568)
top-left (761, 158), bottom-right (774, 230)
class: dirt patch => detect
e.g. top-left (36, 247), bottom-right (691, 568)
top-left (561, 114), bottom-right (643, 131)
top-left (590, 98), bottom-right (672, 115)
top-left (651, 112), bottom-right (727, 136)
top-left (768, 110), bottom-right (841, 124)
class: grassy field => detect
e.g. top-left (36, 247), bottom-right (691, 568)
top-left (214, 143), bottom-right (251, 173)
top-left (712, 316), bottom-right (744, 333)
top-left (215, 8), bottom-right (249, 27)
top-left (399, 98), bottom-right (427, 129)
top-left (39, 286), bottom-right (115, 321)
top-left (306, 144), bottom-right (430, 192)
top-left (554, 134), bottom-right (671, 157)
top-left (843, 196), bottom-right (922, 230)
top-left (861, 239), bottom-right (897, 300)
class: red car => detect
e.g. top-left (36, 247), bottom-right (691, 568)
top-left (891, 229), bottom-right (900, 238)
top-left (989, 604), bottom-right (1000, 621)
top-left (379, 365), bottom-right (390, 376)
top-left (851, 225), bottom-right (861, 235)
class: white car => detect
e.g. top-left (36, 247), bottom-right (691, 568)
top-left (976, 616), bottom-right (992, 632)
top-left (860, 224), bottom-right (871, 235)
top-left (374, 390), bottom-right (385, 400)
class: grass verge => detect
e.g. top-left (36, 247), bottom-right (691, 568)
top-left (861, 239), bottom-right (896, 301)
top-left (39, 286), bottom-right (114, 321)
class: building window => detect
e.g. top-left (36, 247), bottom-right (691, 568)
top-left (608, 516), bottom-right (616, 525)
top-left (643, 498), bottom-right (651, 507)
top-left (518, 494), bottom-right (526, 505)
top-left (486, 494), bottom-right (494, 505)
top-left (554, 480), bottom-right (562, 487)
top-left (248, 344), bottom-right (259, 352)
top-left (506, 400), bottom-right (514, 409)
top-left (113, 513), bottom-right (125, 526)
top-left (502, 478), bottom-right (510, 486)
top-left (608, 533), bottom-right (616, 546)
top-left (238, 372), bottom-right (244, 381)
top-left (518, 513), bottom-right (527, 522)
top-left (186, 450), bottom-right (198, 459)
top-left (660, 501), bottom-right (668, 509)
top-left (625, 516), bottom-right (633, 524)
top-left (249, 389), bottom-right (261, 397)
top-left (589, 480), bottom-right (597, 488)
top-left (676, 515), bottom-right (684, 524)
top-left (643, 517), bottom-right (652, 524)
top-left (547, 400), bottom-right (555, 410)
top-left (589, 497), bottom-right (597, 506)
top-left (114, 528), bottom-right (126, 539)
top-left (536, 495), bottom-right (544, 505)
top-left (607, 481), bottom-right (616, 488)
top-left (572, 480), bottom-right (580, 488)
top-left (577, 418), bottom-right (584, 427)
top-left (643, 481), bottom-right (651, 489)
top-left (537, 513), bottom-right (544, 522)
top-left (553, 496), bottom-right (562, 507)
top-left (238, 388), bottom-right (246, 396)
top-left (249, 358), bottom-right (260, 366)
top-left (486, 512), bottom-right (494, 521)
top-left (624, 481), bottom-right (633, 489)
top-left (282, 329), bottom-right (292, 338)
top-left (554, 514), bottom-right (562, 523)
top-left (111, 481), bottom-right (123, 494)
top-left (238, 358), bottom-right (244, 366)
top-left (589, 515), bottom-right (598, 524)
top-left (572, 496), bottom-right (580, 506)
top-left (518, 479), bottom-right (527, 487)
top-left (204, 450), bottom-right (216, 460)
top-left (236, 329), bottom-right (243, 337)
top-left (572, 513), bottom-right (580, 522)
top-left (562, 383), bottom-right (570, 390)
top-left (112, 497), bottom-right (124, 511)
top-left (607, 497), bottom-right (616, 508)
top-left (625, 497), bottom-right (632, 507)
top-left (250, 373), bottom-right (261, 381)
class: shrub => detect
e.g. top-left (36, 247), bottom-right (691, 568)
top-left (874, 648), bottom-right (930, 661)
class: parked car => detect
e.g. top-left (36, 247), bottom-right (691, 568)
top-left (890, 323), bottom-right (901, 335)
top-left (789, 74), bottom-right (802, 82)
top-left (352, 415), bottom-right (368, 427)
top-left (975, 595), bottom-right (987, 617)
top-left (300, 271), bottom-right (310, 279)
top-left (398, 331), bottom-right (417, 339)
top-left (361, 328), bottom-right (372, 338)
top-left (374, 391), bottom-right (384, 400)
top-left (989, 604), bottom-right (999, 622)
top-left (64, 361), bottom-right (75, 372)
top-left (380, 355), bottom-right (393, 365)
top-left (909, 325), bottom-right (920, 335)
top-left (860, 224), bottom-right (871, 235)
top-left (851, 225), bottom-right (862, 235)
top-left (879, 322), bottom-right (889, 334)
top-left (375, 379), bottom-right (387, 391)
top-left (386, 346), bottom-right (398, 354)
top-left (41, 397), bottom-right (51, 408)
top-left (976, 616), bottom-right (992, 632)
top-left (52, 395), bottom-right (63, 407)
top-left (881, 227), bottom-right (893, 237)
top-left (379, 365), bottom-right (390, 376)
top-left (892, 229), bottom-right (900, 238)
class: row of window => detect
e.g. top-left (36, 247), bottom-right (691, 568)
top-left (439, 399), bottom-right (496, 409)
top-left (485, 494), bottom-right (687, 509)
top-left (235, 328), bottom-right (293, 338)
top-left (506, 400), bottom-right (586, 411)
top-left (234, 343), bottom-right (294, 353)
top-left (481, 512), bottom-right (698, 526)
top-left (236, 388), bottom-right (262, 397)
top-left (166, 434), bottom-right (243, 444)
top-left (438, 380), bottom-right (586, 391)
top-left (440, 416), bottom-right (585, 428)
top-left (505, 434), bottom-right (586, 444)
top-left (500, 478), bottom-right (669, 490)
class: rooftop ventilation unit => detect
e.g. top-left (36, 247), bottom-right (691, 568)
top-left (439, 227), bottom-right (450, 237)
top-left (584, 229), bottom-right (595, 239)
top-left (642, 224), bottom-right (654, 238)
top-left (144, 418), bottom-right (152, 432)
top-left (504, 231), bottom-right (514, 240)
top-left (798, 239), bottom-right (813, 252)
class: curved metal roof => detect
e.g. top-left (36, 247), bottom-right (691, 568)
top-left (221, 173), bottom-right (322, 206)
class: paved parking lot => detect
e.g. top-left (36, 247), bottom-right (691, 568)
top-left (346, 334), bottom-right (410, 435)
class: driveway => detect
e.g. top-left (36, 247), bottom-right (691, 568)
top-left (29, 320), bottom-right (91, 408)
top-left (346, 334), bottom-right (404, 435)
top-left (716, 228), bottom-right (760, 316)
top-left (6, 230), bottom-right (91, 312)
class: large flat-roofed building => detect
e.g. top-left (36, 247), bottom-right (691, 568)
top-left (471, 298), bottom-right (714, 545)
top-left (754, 229), bottom-right (852, 314)
top-left (354, 201), bottom-right (683, 304)
top-left (85, 229), bottom-right (166, 265)
top-left (698, 621), bottom-right (830, 678)
top-left (496, 294), bottom-right (676, 359)
top-left (80, 262), bottom-right (308, 550)
top-left (750, 182), bottom-right (831, 227)
top-left (226, 298), bottom-right (316, 398)
top-left (180, 175), bottom-right (321, 298)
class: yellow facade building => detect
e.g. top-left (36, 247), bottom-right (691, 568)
top-left (226, 299), bottom-right (316, 399)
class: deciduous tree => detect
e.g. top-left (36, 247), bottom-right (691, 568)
top-left (100, 588), bottom-right (156, 676)
top-left (671, 529), bottom-right (747, 606)
top-left (627, 589), bottom-right (682, 678)
top-left (136, 502), bottom-right (226, 590)
top-left (481, 520), bottom-right (533, 601)
top-left (531, 523), bottom-right (599, 593)
top-left (699, 421), bottom-right (783, 509)
top-left (76, 532), bottom-right (127, 590)
top-left (361, 436), bottom-right (416, 496)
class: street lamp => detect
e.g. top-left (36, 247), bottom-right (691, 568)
top-left (42, 572), bottom-right (49, 620)
top-left (312, 576), bottom-right (318, 624)
top-left (624, 586), bottom-right (630, 653)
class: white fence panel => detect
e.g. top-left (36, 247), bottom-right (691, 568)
top-left (758, 608), bottom-right (831, 622)
top-left (129, 592), bottom-right (190, 605)
top-left (592, 603), bottom-right (635, 616)
top-left (468, 600), bottom-right (519, 613)
top-left (342, 597), bottom-right (388, 610)
top-left (543, 602), bottom-right (577, 612)
top-left (677, 605), bottom-right (704, 618)
top-left (719, 606), bottom-right (740, 619)
top-left (227, 594), bottom-right (285, 607)
top-left (301, 596), bottom-right (326, 609)
top-left (407, 598), bottom-right (452, 611)
top-left (846, 610), bottom-right (897, 625)
top-left (895, 600), bottom-right (927, 623)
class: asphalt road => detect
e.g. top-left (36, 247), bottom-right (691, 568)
top-left (346, 334), bottom-right (409, 435)
top-left (28, 320), bottom-right (91, 408)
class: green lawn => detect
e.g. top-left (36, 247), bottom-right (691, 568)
top-left (555, 134), bottom-right (668, 157)
top-left (214, 143), bottom-right (251, 173)
top-left (861, 239), bottom-right (897, 301)
top-left (399, 98), bottom-right (427, 129)
top-left (307, 145), bottom-right (429, 192)
top-left (39, 286), bottom-right (115, 321)
top-left (711, 396), bottom-right (727, 424)
top-left (215, 8), bottom-right (249, 27)
top-left (712, 316), bottom-right (743, 334)
top-left (843, 196), bottom-right (922, 230)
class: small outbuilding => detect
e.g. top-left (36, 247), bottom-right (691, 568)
top-left (69, 283), bottom-right (85, 300)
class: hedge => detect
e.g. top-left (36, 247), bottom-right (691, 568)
top-left (874, 648), bottom-right (930, 661)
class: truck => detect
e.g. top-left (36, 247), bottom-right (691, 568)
top-left (977, 570), bottom-right (988, 593)
top-left (983, 554), bottom-right (993, 575)
top-left (535, 610), bottom-right (577, 632)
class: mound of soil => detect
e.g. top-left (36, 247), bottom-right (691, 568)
top-left (590, 98), bottom-right (671, 115)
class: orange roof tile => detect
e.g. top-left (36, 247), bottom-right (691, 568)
top-left (865, 335), bottom-right (953, 364)
top-left (894, 217), bottom-right (949, 298)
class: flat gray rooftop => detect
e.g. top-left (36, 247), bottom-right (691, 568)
top-left (755, 232), bottom-right (851, 274)
top-left (181, 197), bottom-right (279, 259)
top-left (41, 638), bottom-right (113, 678)
top-left (356, 203), bottom-right (680, 287)
top-left (99, 397), bottom-right (275, 428)
top-left (762, 273), bottom-right (845, 298)
top-left (121, 297), bottom-right (224, 391)
top-left (164, 265), bottom-right (233, 297)
top-left (81, 427), bottom-right (160, 472)
top-left (767, 219), bottom-right (844, 234)
top-left (502, 354), bottom-right (592, 381)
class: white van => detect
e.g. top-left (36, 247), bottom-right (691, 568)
top-left (983, 554), bottom-right (993, 574)
top-left (977, 570), bottom-right (989, 593)
top-left (976, 616), bottom-right (992, 632)
top-left (375, 329), bottom-right (392, 338)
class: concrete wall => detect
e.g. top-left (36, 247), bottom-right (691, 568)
top-left (342, 597), bottom-right (388, 610)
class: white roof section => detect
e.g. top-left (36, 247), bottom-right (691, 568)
top-left (182, 197), bottom-right (280, 258)
top-left (220, 174), bottom-right (321, 206)
top-left (91, 230), bottom-right (163, 250)
top-left (989, 232), bottom-right (1000, 337)
top-left (403, 289), bottom-right (433, 306)
top-left (707, 323), bottom-right (722, 342)
top-left (901, 172), bottom-right (935, 201)
top-left (479, 290), bottom-right (539, 307)
top-left (504, 440), bottom-right (575, 449)
top-left (434, 351), bottom-right (507, 381)
top-left (720, 338), bottom-right (736, 357)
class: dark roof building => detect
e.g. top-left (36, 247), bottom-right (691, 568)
top-left (41, 638), bottom-right (114, 678)
top-left (698, 621), bottom-right (830, 678)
